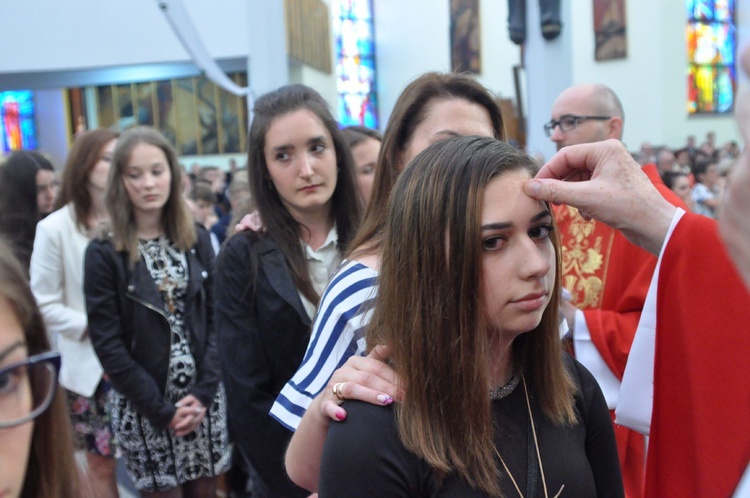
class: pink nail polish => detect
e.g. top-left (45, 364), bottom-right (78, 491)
top-left (377, 394), bottom-right (393, 405)
top-left (335, 410), bottom-right (346, 421)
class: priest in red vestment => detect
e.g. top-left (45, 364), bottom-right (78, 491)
top-left (526, 132), bottom-right (750, 497)
top-left (547, 83), bottom-right (687, 498)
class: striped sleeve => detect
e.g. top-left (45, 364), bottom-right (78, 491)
top-left (269, 260), bottom-right (378, 431)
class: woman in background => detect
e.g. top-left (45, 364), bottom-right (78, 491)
top-left (30, 129), bottom-right (120, 497)
top-left (661, 170), bottom-right (693, 212)
top-left (0, 150), bottom-right (55, 275)
top-left (215, 84), bottom-right (361, 497)
top-left (0, 240), bottom-right (79, 498)
top-left (84, 126), bottom-right (230, 497)
top-left (341, 125), bottom-right (382, 206)
top-left (320, 136), bottom-right (623, 497)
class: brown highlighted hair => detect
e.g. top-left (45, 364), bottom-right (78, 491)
top-left (56, 128), bottom-right (119, 232)
top-left (245, 84), bottom-right (361, 305)
top-left (367, 136), bottom-right (576, 496)
top-left (347, 72), bottom-right (506, 258)
top-left (0, 241), bottom-right (79, 497)
top-left (106, 126), bottom-right (196, 262)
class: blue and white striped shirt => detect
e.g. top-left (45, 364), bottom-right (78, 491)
top-left (269, 260), bottom-right (378, 431)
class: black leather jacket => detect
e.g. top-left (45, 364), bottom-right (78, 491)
top-left (84, 227), bottom-right (219, 430)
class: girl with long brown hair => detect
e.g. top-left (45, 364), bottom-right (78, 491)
top-left (319, 136), bottom-right (623, 497)
top-left (30, 128), bottom-right (120, 497)
top-left (278, 72), bottom-right (506, 491)
top-left (0, 240), bottom-right (79, 498)
top-left (214, 84), bottom-right (362, 497)
top-left (84, 126), bottom-right (230, 497)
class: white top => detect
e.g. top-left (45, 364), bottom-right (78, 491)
top-left (30, 204), bottom-right (104, 397)
top-left (298, 226), bottom-right (341, 320)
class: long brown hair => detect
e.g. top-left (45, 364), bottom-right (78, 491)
top-left (105, 126), bottom-right (196, 262)
top-left (245, 84), bottom-right (362, 305)
top-left (56, 128), bottom-right (119, 232)
top-left (367, 136), bottom-right (576, 496)
top-left (347, 72), bottom-right (506, 258)
top-left (0, 241), bottom-right (79, 497)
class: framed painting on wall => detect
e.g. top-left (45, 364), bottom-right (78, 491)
top-left (450, 0), bottom-right (481, 73)
top-left (594, 0), bottom-right (627, 61)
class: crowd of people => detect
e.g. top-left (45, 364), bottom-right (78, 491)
top-left (0, 46), bottom-right (748, 498)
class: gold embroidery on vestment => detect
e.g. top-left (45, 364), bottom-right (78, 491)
top-left (559, 206), bottom-right (611, 309)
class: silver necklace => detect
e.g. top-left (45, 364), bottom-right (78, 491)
top-left (489, 372), bottom-right (520, 400)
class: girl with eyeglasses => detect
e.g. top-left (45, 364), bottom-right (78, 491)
top-left (0, 240), bottom-right (79, 498)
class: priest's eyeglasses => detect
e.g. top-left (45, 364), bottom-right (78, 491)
top-left (544, 114), bottom-right (611, 137)
top-left (0, 352), bottom-right (61, 428)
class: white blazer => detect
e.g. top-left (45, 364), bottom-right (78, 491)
top-left (31, 204), bottom-right (103, 397)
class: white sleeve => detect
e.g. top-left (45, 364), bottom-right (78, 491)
top-left (30, 221), bottom-right (87, 344)
top-left (615, 208), bottom-right (687, 434)
top-left (573, 310), bottom-right (621, 410)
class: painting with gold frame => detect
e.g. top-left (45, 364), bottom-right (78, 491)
top-left (67, 72), bottom-right (248, 155)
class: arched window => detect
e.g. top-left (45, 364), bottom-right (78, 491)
top-left (332, 0), bottom-right (379, 128)
top-left (686, 0), bottom-right (736, 114)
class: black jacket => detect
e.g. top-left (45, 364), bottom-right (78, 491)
top-left (215, 231), bottom-right (311, 498)
top-left (84, 227), bottom-right (219, 431)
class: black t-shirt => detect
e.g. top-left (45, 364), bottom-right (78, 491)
top-left (319, 356), bottom-right (624, 497)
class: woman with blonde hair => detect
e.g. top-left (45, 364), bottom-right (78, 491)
top-left (319, 136), bottom-right (623, 496)
top-left (84, 126), bottom-right (230, 497)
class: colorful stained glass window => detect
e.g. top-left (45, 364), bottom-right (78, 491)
top-left (332, 0), bottom-right (378, 128)
top-left (686, 0), bottom-right (736, 114)
top-left (0, 91), bottom-right (37, 154)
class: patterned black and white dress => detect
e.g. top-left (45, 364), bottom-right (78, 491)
top-left (110, 236), bottom-right (231, 492)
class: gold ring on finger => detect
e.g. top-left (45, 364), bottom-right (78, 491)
top-left (332, 382), bottom-right (346, 400)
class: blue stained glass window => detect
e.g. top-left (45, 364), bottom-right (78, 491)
top-left (686, 0), bottom-right (736, 114)
top-left (333, 0), bottom-right (378, 128)
top-left (0, 91), bottom-right (37, 154)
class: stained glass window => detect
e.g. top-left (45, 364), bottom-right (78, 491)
top-left (686, 0), bottom-right (736, 114)
top-left (332, 0), bottom-right (379, 128)
top-left (0, 91), bottom-right (37, 154)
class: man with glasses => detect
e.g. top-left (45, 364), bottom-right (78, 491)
top-left (545, 83), bottom-right (686, 498)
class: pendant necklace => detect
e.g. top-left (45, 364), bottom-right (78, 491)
top-left (493, 376), bottom-right (565, 498)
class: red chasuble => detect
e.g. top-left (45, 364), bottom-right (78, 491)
top-left (647, 213), bottom-right (750, 497)
top-left (555, 164), bottom-right (686, 497)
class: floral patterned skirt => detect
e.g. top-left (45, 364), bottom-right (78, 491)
top-left (66, 380), bottom-right (120, 458)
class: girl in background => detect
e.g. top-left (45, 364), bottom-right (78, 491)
top-left (341, 125), bottom-right (382, 206)
top-left (84, 126), bottom-right (230, 497)
top-left (215, 84), bottom-right (361, 497)
top-left (0, 150), bottom-right (55, 275)
top-left (30, 129), bottom-right (120, 497)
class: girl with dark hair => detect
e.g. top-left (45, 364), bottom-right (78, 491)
top-left (84, 126), bottom-right (230, 497)
top-left (275, 72), bottom-right (506, 491)
top-left (214, 84), bottom-right (362, 497)
top-left (0, 240), bottom-right (79, 498)
top-left (0, 150), bottom-right (55, 275)
top-left (30, 129), bottom-right (121, 497)
top-left (320, 136), bottom-right (623, 497)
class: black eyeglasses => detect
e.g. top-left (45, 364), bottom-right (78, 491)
top-left (0, 352), bottom-right (61, 429)
top-left (543, 114), bottom-right (612, 137)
